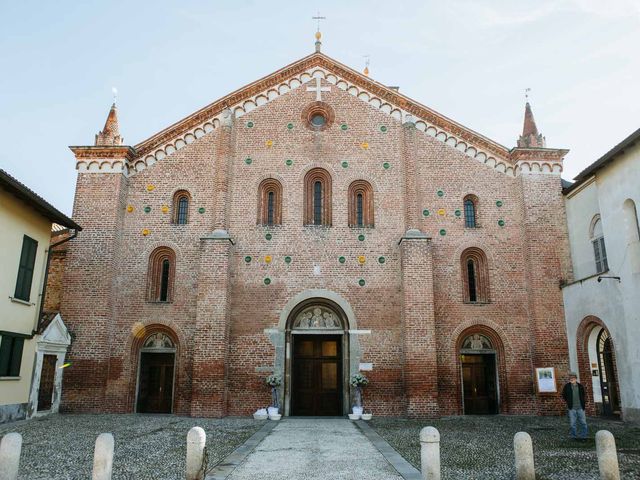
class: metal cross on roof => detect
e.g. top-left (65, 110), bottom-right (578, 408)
top-left (312, 11), bottom-right (326, 32)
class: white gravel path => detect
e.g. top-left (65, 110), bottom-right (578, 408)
top-left (226, 418), bottom-right (403, 480)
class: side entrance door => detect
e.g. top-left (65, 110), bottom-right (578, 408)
top-left (461, 353), bottom-right (498, 414)
top-left (291, 335), bottom-right (342, 416)
top-left (136, 352), bottom-right (175, 413)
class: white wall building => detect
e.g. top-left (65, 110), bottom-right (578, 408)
top-left (562, 127), bottom-right (640, 422)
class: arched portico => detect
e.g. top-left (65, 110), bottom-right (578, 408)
top-left (269, 289), bottom-right (361, 416)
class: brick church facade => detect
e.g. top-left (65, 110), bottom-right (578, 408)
top-left (59, 42), bottom-right (572, 418)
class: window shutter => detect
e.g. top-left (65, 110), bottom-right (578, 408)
top-left (599, 237), bottom-right (609, 271)
top-left (14, 236), bottom-right (38, 301)
top-left (0, 336), bottom-right (11, 376)
top-left (9, 337), bottom-right (24, 377)
top-left (593, 239), bottom-right (602, 273)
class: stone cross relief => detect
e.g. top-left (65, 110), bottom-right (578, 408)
top-left (306, 77), bottom-right (331, 102)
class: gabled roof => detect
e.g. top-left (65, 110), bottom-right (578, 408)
top-left (564, 126), bottom-right (640, 194)
top-left (132, 51), bottom-right (512, 165)
top-left (0, 169), bottom-right (81, 230)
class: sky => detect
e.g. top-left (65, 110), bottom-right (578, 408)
top-left (1, 0), bottom-right (639, 215)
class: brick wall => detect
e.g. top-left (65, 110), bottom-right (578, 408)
top-left (57, 76), bottom-right (571, 418)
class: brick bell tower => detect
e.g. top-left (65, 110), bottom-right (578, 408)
top-left (62, 101), bottom-right (134, 412)
top-left (511, 100), bottom-right (572, 415)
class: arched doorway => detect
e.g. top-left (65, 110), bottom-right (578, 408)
top-left (286, 302), bottom-right (349, 416)
top-left (459, 333), bottom-right (499, 414)
top-left (135, 332), bottom-right (176, 413)
top-left (596, 328), bottom-right (621, 417)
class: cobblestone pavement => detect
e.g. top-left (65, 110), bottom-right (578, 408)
top-left (0, 414), bottom-right (264, 480)
top-left (371, 415), bottom-right (640, 480)
top-left (226, 418), bottom-right (404, 479)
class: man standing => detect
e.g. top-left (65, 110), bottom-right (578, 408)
top-left (561, 372), bottom-right (588, 440)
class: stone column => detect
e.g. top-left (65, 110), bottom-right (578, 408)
top-left (400, 231), bottom-right (439, 418)
top-left (212, 109), bottom-right (234, 231)
top-left (514, 432), bottom-right (535, 480)
top-left (190, 233), bottom-right (233, 417)
top-left (92, 433), bottom-right (114, 480)
top-left (420, 426), bottom-right (440, 480)
top-left (596, 430), bottom-right (620, 480)
top-left (0, 432), bottom-right (22, 480)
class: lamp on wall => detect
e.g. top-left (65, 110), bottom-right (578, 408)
top-left (597, 276), bottom-right (621, 283)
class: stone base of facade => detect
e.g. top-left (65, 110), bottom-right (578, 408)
top-left (0, 403), bottom-right (27, 424)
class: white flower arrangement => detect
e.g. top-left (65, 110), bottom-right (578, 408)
top-left (350, 373), bottom-right (369, 387)
top-left (266, 374), bottom-right (282, 387)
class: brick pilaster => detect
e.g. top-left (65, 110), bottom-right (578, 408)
top-left (190, 234), bottom-right (233, 417)
top-left (400, 233), bottom-right (439, 418)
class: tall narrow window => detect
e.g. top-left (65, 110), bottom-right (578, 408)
top-left (467, 259), bottom-right (477, 302)
top-left (172, 190), bottom-right (191, 225)
top-left (348, 180), bottom-right (374, 227)
top-left (14, 235), bottom-right (38, 301)
top-left (590, 216), bottom-right (608, 274)
top-left (461, 247), bottom-right (490, 303)
top-left (314, 181), bottom-right (322, 225)
top-left (147, 247), bottom-right (176, 302)
top-left (304, 168), bottom-right (332, 226)
top-left (463, 195), bottom-right (478, 228)
top-left (159, 259), bottom-right (170, 302)
top-left (257, 179), bottom-right (283, 226)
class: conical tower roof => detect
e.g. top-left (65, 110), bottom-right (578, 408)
top-left (517, 102), bottom-right (545, 148)
top-left (95, 103), bottom-right (123, 146)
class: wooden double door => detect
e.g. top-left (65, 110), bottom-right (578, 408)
top-left (136, 352), bottom-right (175, 413)
top-left (461, 353), bottom-right (498, 414)
top-left (291, 335), bottom-right (343, 416)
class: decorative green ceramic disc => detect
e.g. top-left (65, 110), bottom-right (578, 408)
top-left (498, 219), bottom-right (505, 227)
top-left (264, 277), bottom-right (271, 285)
top-left (338, 256), bottom-right (346, 264)
top-left (358, 279), bottom-right (366, 287)
top-left (380, 125), bottom-right (388, 133)
top-left (437, 190), bottom-right (444, 197)
top-left (455, 209), bottom-right (461, 217)
top-left (265, 233), bottom-right (272, 240)
top-left (340, 124), bottom-right (348, 131)
top-left (144, 206), bottom-right (151, 213)
top-left (198, 207), bottom-right (205, 214)
top-left (423, 209), bottom-right (430, 217)
top-left (285, 159), bottom-right (293, 166)
top-left (383, 162), bottom-right (390, 169)
top-left (378, 256), bottom-right (386, 264)
top-left (439, 229), bottom-right (446, 236)
top-left (287, 123), bottom-right (294, 130)
top-left (244, 256), bottom-right (252, 263)
top-left (245, 158), bottom-right (252, 165)
top-left (246, 121), bottom-right (254, 128)
top-left (496, 200), bottom-right (503, 207)
top-left (342, 161), bottom-right (348, 168)
top-left (284, 256), bottom-right (292, 264)
top-left (358, 234), bottom-right (365, 241)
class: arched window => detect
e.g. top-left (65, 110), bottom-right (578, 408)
top-left (258, 179), bottom-right (283, 226)
top-left (590, 216), bottom-right (608, 273)
top-left (463, 195), bottom-right (478, 228)
top-left (461, 247), bottom-right (490, 303)
top-left (147, 247), bottom-right (176, 302)
top-left (348, 180), bottom-right (374, 227)
top-left (304, 168), bottom-right (332, 226)
top-left (172, 190), bottom-right (190, 225)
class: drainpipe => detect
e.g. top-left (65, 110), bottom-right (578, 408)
top-left (34, 229), bottom-right (78, 334)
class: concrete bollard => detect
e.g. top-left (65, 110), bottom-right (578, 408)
top-left (0, 432), bottom-right (22, 480)
top-left (514, 432), bottom-right (535, 480)
top-left (92, 433), bottom-right (114, 480)
top-left (420, 426), bottom-right (441, 480)
top-left (596, 430), bottom-right (620, 480)
top-left (186, 427), bottom-right (207, 480)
